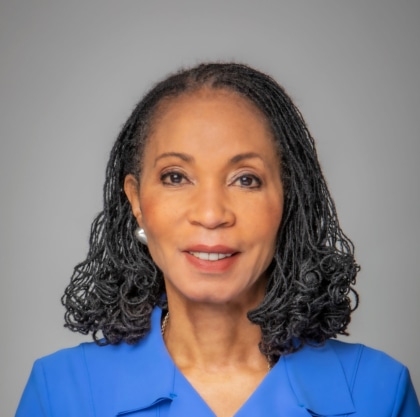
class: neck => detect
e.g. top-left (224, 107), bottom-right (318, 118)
top-left (162, 300), bottom-right (269, 373)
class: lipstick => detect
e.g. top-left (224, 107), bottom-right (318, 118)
top-left (183, 245), bottom-right (239, 273)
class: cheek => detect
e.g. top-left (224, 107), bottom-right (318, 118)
top-left (138, 199), bottom-right (170, 270)
top-left (268, 187), bottom-right (284, 227)
top-left (261, 208), bottom-right (283, 257)
top-left (247, 196), bottom-right (283, 237)
top-left (139, 197), bottom-right (162, 234)
top-left (139, 194), bottom-right (182, 245)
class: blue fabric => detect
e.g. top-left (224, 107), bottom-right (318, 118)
top-left (16, 307), bottom-right (420, 416)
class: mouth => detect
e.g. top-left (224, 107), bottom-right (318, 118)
top-left (188, 251), bottom-right (234, 261)
top-left (183, 245), bottom-right (239, 272)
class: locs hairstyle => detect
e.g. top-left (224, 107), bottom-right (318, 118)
top-left (62, 62), bottom-right (359, 362)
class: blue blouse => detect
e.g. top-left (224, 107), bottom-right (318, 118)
top-left (16, 307), bottom-right (420, 416)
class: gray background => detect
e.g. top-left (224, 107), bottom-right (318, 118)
top-left (1, 1), bottom-right (419, 415)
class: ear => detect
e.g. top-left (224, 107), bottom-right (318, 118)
top-left (124, 174), bottom-right (143, 227)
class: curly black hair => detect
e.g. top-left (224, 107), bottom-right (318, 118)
top-left (62, 62), bottom-right (359, 363)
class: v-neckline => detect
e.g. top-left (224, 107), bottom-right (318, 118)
top-left (157, 310), bottom-right (284, 417)
top-left (171, 363), bottom-right (282, 417)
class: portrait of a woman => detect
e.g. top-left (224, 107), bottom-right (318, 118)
top-left (15, 63), bottom-right (420, 416)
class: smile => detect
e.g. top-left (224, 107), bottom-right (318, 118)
top-left (188, 252), bottom-right (233, 261)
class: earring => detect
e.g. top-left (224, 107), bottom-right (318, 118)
top-left (134, 227), bottom-right (148, 245)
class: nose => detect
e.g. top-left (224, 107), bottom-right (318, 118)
top-left (187, 182), bottom-right (235, 229)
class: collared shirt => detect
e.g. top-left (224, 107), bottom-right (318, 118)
top-left (16, 307), bottom-right (420, 416)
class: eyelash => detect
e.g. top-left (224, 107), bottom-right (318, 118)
top-left (160, 171), bottom-right (189, 186)
top-left (232, 174), bottom-right (262, 189)
top-left (160, 171), bottom-right (262, 189)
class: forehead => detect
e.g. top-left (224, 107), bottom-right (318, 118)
top-left (147, 88), bottom-right (275, 150)
top-left (156, 87), bottom-right (266, 120)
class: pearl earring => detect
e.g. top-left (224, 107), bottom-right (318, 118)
top-left (134, 227), bottom-right (148, 245)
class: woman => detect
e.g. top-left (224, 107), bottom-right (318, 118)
top-left (16, 63), bottom-right (419, 416)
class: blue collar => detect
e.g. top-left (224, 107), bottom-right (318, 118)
top-left (109, 308), bottom-right (177, 415)
top-left (284, 341), bottom-right (356, 415)
top-left (86, 307), bottom-right (355, 416)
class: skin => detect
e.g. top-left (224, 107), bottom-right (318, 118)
top-left (125, 88), bottom-right (284, 417)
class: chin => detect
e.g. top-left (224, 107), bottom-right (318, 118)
top-left (164, 273), bottom-right (267, 308)
top-left (179, 285), bottom-right (264, 308)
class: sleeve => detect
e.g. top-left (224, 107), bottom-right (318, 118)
top-left (15, 360), bottom-right (51, 417)
top-left (393, 367), bottom-right (420, 417)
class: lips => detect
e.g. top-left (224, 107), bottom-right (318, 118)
top-left (184, 244), bottom-right (237, 256)
top-left (188, 252), bottom-right (233, 261)
top-left (183, 245), bottom-right (239, 272)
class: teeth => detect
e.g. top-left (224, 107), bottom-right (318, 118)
top-left (189, 252), bottom-right (233, 261)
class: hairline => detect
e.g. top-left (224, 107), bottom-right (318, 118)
top-left (135, 85), bottom-right (283, 180)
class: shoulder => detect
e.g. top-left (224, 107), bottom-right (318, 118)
top-left (321, 340), bottom-right (418, 415)
top-left (285, 338), bottom-right (406, 378)
top-left (16, 343), bottom-right (103, 417)
top-left (282, 339), bottom-right (419, 416)
top-left (17, 341), bottom-right (153, 417)
top-left (327, 339), bottom-right (405, 373)
top-left (33, 340), bottom-right (145, 380)
top-left (326, 339), bottom-right (408, 385)
top-left (34, 341), bottom-right (113, 368)
top-left (29, 342), bottom-right (121, 399)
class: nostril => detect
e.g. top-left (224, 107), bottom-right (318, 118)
top-left (187, 190), bottom-right (235, 229)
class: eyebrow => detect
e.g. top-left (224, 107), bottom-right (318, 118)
top-left (154, 152), bottom-right (194, 166)
top-left (229, 152), bottom-right (263, 164)
top-left (154, 151), bottom-right (264, 166)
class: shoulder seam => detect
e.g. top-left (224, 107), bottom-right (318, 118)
top-left (349, 344), bottom-right (364, 393)
top-left (391, 365), bottom-right (408, 417)
top-left (37, 359), bottom-right (53, 416)
top-left (81, 344), bottom-right (97, 417)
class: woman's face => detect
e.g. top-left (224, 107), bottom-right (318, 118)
top-left (125, 89), bottom-right (284, 308)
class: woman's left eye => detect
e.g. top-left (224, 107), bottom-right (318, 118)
top-left (233, 175), bottom-right (262, 188)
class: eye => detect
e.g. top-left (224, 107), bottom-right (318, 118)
top-left (233, 174), bottom-right (262, 189)
top-left (160, 171), bottom-right (189, 186)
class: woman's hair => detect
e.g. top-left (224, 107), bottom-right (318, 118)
top-left (62, 62), bottom-right (359, 361)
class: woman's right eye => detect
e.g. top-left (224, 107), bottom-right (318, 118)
top-left (160, 171), bottom-right (188, 185)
